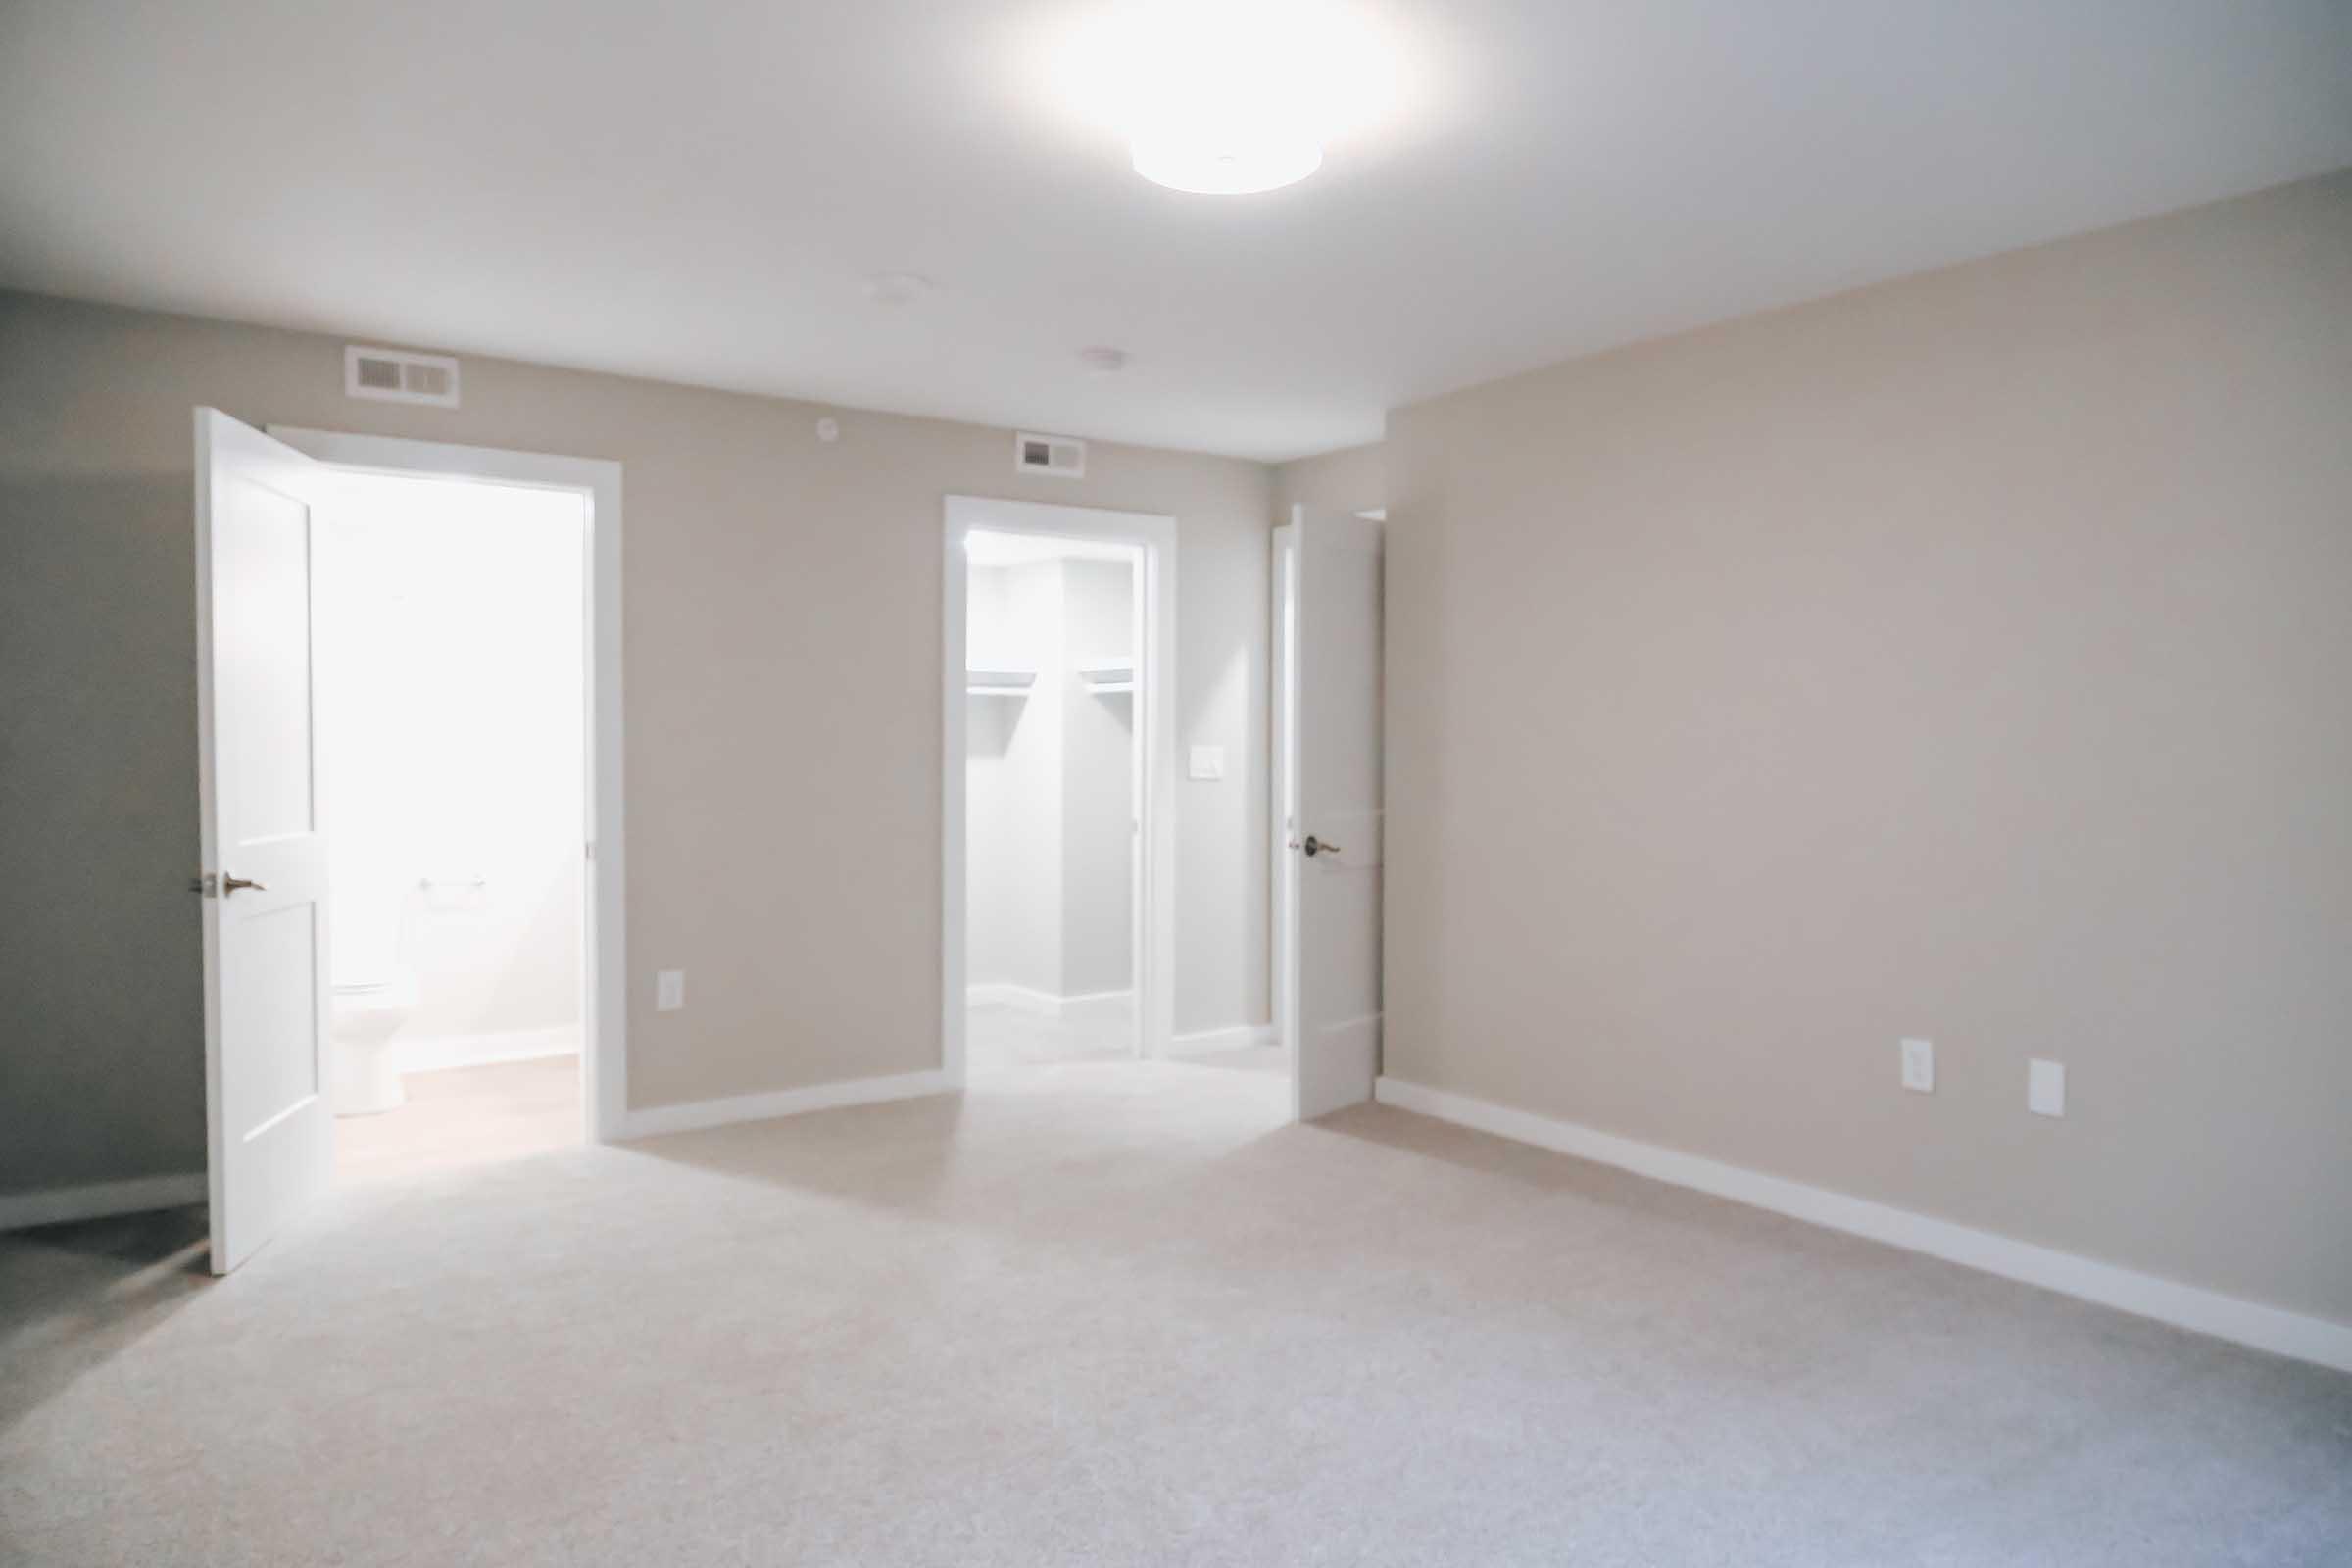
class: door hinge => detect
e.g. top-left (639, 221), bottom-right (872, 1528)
top-left (189, 873), bottom-right (218, 897)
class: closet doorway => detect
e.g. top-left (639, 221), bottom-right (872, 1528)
top-left (940, 497), bottom-right (1176, 1082)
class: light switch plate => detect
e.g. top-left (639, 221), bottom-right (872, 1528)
top-left (2028, 1058), bottom-right (2065, 1117)
top-left (656, 969), bottom-right (686, 1012)
top-left (1188, 745), bottom-right (1225, 782)
top-left (1900, 1038), bottom-right (1935, 1094)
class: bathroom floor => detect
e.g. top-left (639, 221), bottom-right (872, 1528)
top-left (334, 1055), bottom-right (582, 1186)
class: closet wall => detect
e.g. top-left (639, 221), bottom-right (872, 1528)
top-left (966, 557), bottom-right (1136, 1005)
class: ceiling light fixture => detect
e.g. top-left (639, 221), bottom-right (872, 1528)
top-left (1073, 1), bottom-right (1386, 196)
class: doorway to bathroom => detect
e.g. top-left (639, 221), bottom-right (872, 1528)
top-left (309, 467), bottom-right (588, 1184)
top-left (189, 421), bottom-right (624, 1232)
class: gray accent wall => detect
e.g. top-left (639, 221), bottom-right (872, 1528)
top-left (0, 293), bottom-right (1271, 1196)
top-left (1384, 172), bottom-right (2352, 1325)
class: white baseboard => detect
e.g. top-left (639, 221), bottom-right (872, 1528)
top-left (1374, 1075), bottom-right (2352, 1376)
top-left (966, 982), bottom-right (1059, 1014)
top-left (1060, 989), bottom-right (1135, 1020)
top-left (1169, 1022), bottom-right (1278, 1054)
top-left (966, 984), bottom-right (1134, 1020)
top-left (398, 1024), bottom-right (579, 1075)
top-left (0, 1171), bottom-right (208, 1233)
top-left (613, 1069), bottom-right (954, 1142)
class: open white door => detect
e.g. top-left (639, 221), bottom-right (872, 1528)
top-left (195, 409), bottom-right (336, 1274)
top-left (1285, 506), bottom-right (1384, 1121)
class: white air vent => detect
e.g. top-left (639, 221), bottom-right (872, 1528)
top-left (345, 345), bottom-right (461, 408)
top-left (1014, 431), bottom-right (1085, 478)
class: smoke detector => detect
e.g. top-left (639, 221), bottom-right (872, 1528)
top-left (1079, 346), bottom-right (1130, 376)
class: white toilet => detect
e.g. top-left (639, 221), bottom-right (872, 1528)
top-left (331, 884), bottom-right (417, 1115)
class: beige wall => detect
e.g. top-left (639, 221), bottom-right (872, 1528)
top-left (0, 291), bottom-right (1271, 1195)
top-left (1273, 441), bottom-right (1384, 521)
top-left (1385, 172), bottom-right (2352, 1326)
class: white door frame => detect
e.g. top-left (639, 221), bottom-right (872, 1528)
top-left (1269, 522), bottom-right (1298, 1063)
top-left (943, 495), bottom-right (1178, 1082)
top-left (270, 425), bottom-right (627, 1143)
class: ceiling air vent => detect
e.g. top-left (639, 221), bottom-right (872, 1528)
top-left (1014, 431), bottom-right (1085, 479)
top-left (345, 345), bottom-right (461, 408)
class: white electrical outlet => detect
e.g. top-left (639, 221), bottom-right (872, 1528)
top-left (656, 969), bottom-right (686, 1012)
top-left (1900, 1038), bottom-right (1935, 1094)
top-left (2028, 1058), bottom-right (2066, 1117)
top-left (1188, 745), bottom-right (1225, 782)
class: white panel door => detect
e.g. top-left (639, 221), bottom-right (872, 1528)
top-left (195, 408), bottom-right (335, 1274)
top-left (1287, 507), bottom-right (1384, 1121)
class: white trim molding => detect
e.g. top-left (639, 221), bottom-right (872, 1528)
top-left (1058, 989), bottom-right (1135, 1019)
top-left (965, 985), bottom-right (1135, 1019)
top-left (1170, 1022), bottom-right (1279, 1054)
top-left (396, 1025), bottom-right (580, 1075)
top-left (1374, 1076), bottom-right (2352, 1375)
top-left (0, 1172), bottom-right (209, 1233)
top-left (967, 982), bottom-right (1063, 1015)
top-left (612, 1070), bottom-right (954, 1142)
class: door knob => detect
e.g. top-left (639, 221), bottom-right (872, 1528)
top-left (223, 875), bottom-right (267, 895)
top-left (1301, 835), bottom-right (1339, 858)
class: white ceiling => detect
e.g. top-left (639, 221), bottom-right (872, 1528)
top-left (3, 2), bottom-right (2347, 462)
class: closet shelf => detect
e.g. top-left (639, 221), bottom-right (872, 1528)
top-left (1078, 661), bottom-right (1135, 695)
top-left (966, 667), bottom-right (1037, 696)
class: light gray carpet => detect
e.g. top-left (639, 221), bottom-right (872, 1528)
top-left (5, 1059), bottom-right (2349, 1566)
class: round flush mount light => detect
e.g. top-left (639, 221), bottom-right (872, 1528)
top-left (1131, 135), bottom-right (1322, 197)
top-left (1067, 1), bottom-right (1389, 197)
